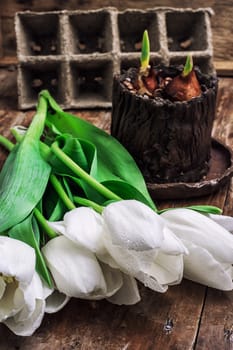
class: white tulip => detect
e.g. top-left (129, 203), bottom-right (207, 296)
top-left (47, 207), bottom-right (141, 304)
top-left (48, 207), bottom-right (105, 254)
top-left (42, 235), bottom-right (123, 300)
top-left (46, 200), bottom-right (186, 297)
top-left (161, 208), bottom-right (233, 290)
top-left (47, 208), bottom-right (120, 279)
top-left (0, 237), bottom-right (45, 336)
top-left (3, 271), bottom-right (46, 336)
top-left (102, 200), bottom-right (186, 293)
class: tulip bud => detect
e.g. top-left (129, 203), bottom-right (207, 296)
top-left (161, 208), bottom-right (233, 290)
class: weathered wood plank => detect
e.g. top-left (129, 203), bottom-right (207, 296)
top-left (0, 67), bottom-right (17, 110)
top-left (0, 56), bottom-right (18, 66)
top-left (0, 280), bottom-right (206, 350)
top-left (0, 18), bottom-right (3, 58)
top-left (196, 288), bottom-right (233, 350)
top-left (214, 62), bottom-right (233, 77)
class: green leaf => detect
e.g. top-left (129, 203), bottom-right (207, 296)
top-left (101, 179), bottom-right (155, 207)
top-left (0, 95), bottom-right (51, 232)
top-left (140, 30), bottom-right (150, 72)
top-left (159, 205), bottom-right (222, 215)
top-left (49, 134), bottom-right (89, 174)
top-left (41, 90), bottom-right (156, 210)
top-left (186, 205), bottom-right (222, 215)
top-left (42, 181), bottom-right (68, 221)
top-left (182, 55), bottom-right (193, 77)
top-left (8, 213), bottom-right (53, 287)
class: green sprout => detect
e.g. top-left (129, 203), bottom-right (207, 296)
top-left (140, 30), bottom-right (150, 74)
top-left (182, 55), bottom-right (193, 77)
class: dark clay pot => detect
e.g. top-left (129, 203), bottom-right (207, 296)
top-left (111, 66), bottom-right (218, 183)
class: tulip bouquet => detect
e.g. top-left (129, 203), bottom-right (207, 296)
top-left (0, 90), bottom-right (233, 336)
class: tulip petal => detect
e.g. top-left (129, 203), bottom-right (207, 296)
top-left (150, 252), bottom-right (184, 285)
top-left (103, 200), bottom-right (164, 251)
top-left (160, 227), bottom-right (188, 255)
top-left (42, 236), bottom-right (107, 298)
top-left (64, 207), bottom-right (105, 253)
top-left (107, 274), bottom-right (141, 305)
top-left (0, 237), bottom-right (35, 284)
top-left (161, 209), bottom-right (233, 264)
top-left (4, 299), bottom-right (45, 336)
top-left (51, 207), bottom-right (105, 254)
top-left (45, 290), bottom-right (70, 313)
top-left (42, 282), bottom-right (54, 300)
top-left (15, 272), bottom-right (44, 322)
top-left (135, 270), bottom-right (168, 293)
top-left (208, 213), bottom-right (233, 233)
top-left (103, 240), bottom-right (158, 276)
top-left (182, 239), bottom-right (233, 290)
top-left (47, 220), bottom-right (65, 235)
top-left (0, 280), bottom-right (24, 321)
top-left (99, 263), bottom-right (123, 298)
top-left (102, 240), bottom-right (169, 293)
top-left (97, 250), bottom-right (120, 269)
top-left (135, 253), bottom-right (183, 292)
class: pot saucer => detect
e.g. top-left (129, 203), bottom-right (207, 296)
top-left (146, 139), bottom-right (233, 200)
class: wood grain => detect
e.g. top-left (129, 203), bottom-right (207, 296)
top-left (215, 62), bottom-right (233, 77)
top-left (0, 281), bottom-right (206, 350)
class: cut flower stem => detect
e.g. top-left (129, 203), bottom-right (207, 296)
top-left (0, 135), bottom-right (14, 152)
top-left (73, 196), bottom-right (104, 213)
top-left (34, 207), bottom-right (57, 239)
top-left (51, 141), bottom-right (122, 202)
top-left (49, 173), bottom-right (76, 211)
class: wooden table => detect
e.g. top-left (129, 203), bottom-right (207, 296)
top-left (0, 69), bottom-right (233, 349)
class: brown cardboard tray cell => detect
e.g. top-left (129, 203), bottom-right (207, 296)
top-left (15, 7), bottom-right (214, 109)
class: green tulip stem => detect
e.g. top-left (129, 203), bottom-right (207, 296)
top-left (0, 135), bottom-right (15, 152)
top-left (51, 141), bottom-right (122, 202)
top-left (49, 173), bottom-right (76, 211)
top-left (33, 207), bottom-right (57, 239)
top-left (73, 196), bottom-right (104, 213)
